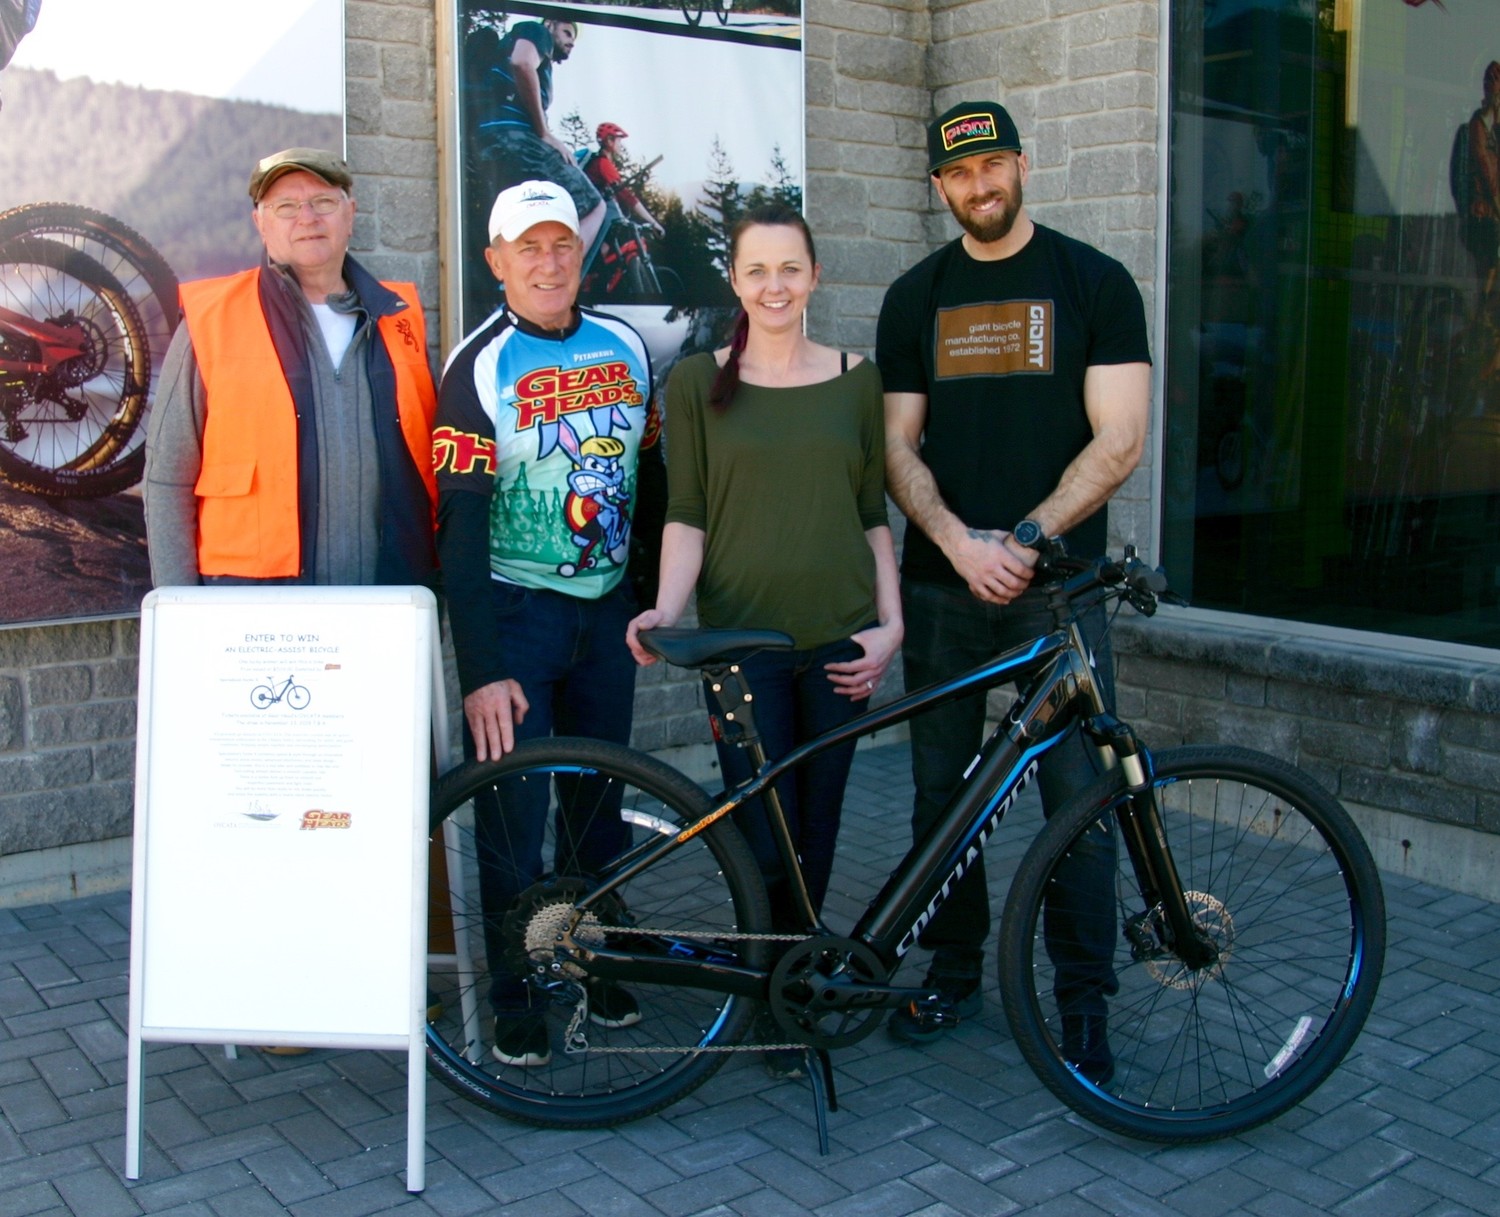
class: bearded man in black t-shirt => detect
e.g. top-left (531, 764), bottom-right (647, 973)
top-left (876, 101), bottom-right (1152, 1081)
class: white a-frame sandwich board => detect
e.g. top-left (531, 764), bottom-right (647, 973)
top-left (127, 586), bottom-right (437, 1192)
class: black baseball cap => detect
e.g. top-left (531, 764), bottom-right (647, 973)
top-left (927, 102), bottom-right (1022, 175)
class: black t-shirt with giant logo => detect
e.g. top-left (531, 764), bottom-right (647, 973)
top-left (876, 223), bottom-right (1150, 587)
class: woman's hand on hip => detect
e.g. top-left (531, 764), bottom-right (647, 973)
top-left (825, 620), bottom-right (904, 700)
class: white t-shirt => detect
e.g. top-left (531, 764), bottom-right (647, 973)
top-left (311, 302), bottom-right (358, 368)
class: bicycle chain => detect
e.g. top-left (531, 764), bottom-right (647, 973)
top-left (562, 927), bottom-right (814, 1056)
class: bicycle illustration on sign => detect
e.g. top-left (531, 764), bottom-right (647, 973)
top-left (250, 675), bottom-right (311, 711)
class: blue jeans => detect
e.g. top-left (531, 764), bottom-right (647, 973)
top-left (709, 633), bottom-right (869, 931)
top-left (463, 581), bottom-right (637, 1014)
top-left (903, 580), bottom-right (1117, 1015)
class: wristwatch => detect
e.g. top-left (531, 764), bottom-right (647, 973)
top-left (1011, 519), bottom-right (1046, 552)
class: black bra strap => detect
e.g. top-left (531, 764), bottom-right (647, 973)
top-left (841, 350), bottom-right (849, 372)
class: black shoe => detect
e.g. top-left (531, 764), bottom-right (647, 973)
top-left (1061, 1013), bottom-right (1114, 1085)
top-left (887, 970), bottom-right (983, 1044)
top-left (753, 1009), bottom-right (806, 1079)
top-left (492, 1013), bottom-right (551, 1067)
top-left (763, 1047), bottom-right (806, 1079)
top-left (586, 980), bottom-right (642, 1029)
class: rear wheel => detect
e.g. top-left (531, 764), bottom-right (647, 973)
top-left (0, 203), bottom-right (178, 497)
top-left (0, 236), bottom-right (151, 496)
top-left (426, 737), bottom-right (771, 1128)
top-left (1000, 745), bottom-right (1385, 1142)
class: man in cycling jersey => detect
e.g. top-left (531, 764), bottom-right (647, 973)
top-left (585, 123), bottom-right (665, 238)
top-left (465, 17), bottom-right (605, 319)
top-left (435, 180), bottom-right (660, 1069)
top-left (878, 102), bottom-right (1151, 1081)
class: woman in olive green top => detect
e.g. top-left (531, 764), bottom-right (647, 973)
top-left (626, 204), bottom-right (902, 959)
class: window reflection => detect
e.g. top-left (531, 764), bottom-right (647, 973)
top-left (1165, 0), bottom-right (1499, 648)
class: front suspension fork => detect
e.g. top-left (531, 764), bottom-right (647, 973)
top-left (1087, 718), bottom-right (1219, 972)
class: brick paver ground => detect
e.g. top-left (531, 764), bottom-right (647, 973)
top-left (3, 743), bottom-right (1499, 1215)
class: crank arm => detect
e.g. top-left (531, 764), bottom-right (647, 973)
top-left (802, 978), bottom-right (935, 1011)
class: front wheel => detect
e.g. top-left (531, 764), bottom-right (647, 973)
top-left (285, 684), bottom-right (311, 710)
top-left (623, 254), bottom-right (653, 299)
top-left (426, 737), bottom-right (771, 1128)
top-left (999, 745), bottom-right (1385, 1143)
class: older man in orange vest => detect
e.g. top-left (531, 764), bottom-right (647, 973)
top-left (144, 147), bottom-right (438, 588)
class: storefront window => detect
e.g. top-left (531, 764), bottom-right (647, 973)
top-left (1164, 0), bottom-right (1499, 649)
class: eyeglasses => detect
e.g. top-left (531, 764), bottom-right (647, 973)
top-left (261, 194), bottom-right (345, 220)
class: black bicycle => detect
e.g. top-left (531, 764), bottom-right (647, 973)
top-left (250, 674), bottom-right (310, 711)
top-left (425, 548), bottom-right (1385, 1143)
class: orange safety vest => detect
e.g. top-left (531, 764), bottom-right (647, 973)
top-left (179, 268), bottom-right (437, 579)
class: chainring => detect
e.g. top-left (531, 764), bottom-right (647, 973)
top-left (767, 935), bottom-right (888, 1050)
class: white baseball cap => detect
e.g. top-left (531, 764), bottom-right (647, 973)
top-left (488, 180), bottom-right (581, 243)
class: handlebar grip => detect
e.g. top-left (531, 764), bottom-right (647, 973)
top-left (1128, 563), bottom-right (1169, 595)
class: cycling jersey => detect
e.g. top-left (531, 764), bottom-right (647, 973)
top-left (584, 152), bottom-right (642, 213)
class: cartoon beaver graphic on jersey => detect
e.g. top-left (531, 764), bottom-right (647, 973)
top-left (554, 417), bottom-right (631, 577)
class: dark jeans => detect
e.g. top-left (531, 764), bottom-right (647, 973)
top-left (903, 580), bottom-right (1118, 1015)
top-left (463, 581), bottom-right (637, 1014)
top-left (710, 633), bottom-right (868, 930)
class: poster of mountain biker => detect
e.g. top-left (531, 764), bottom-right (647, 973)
top-left (448, 1), bottom-right (804, 360)
top-left (0, 0), bottom-right (346, 629)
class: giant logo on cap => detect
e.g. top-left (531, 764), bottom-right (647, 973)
top-left (941, 113), bottom-right (998, 153)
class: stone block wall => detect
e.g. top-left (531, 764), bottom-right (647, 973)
top-left (1113, 615), bottom-right (1500, 896)
top-left (0, 621), bottom-right (139, 900)
top-left (345, 0), bottom-right (442, 340)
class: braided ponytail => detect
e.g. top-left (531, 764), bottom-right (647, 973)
top-left (709, 310), bottom-right (750, 410)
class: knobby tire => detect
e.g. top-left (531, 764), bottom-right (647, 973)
top-left (0, 203), bottom-right (178, 498)
top-left (0, 236), bottom-right (150, 496)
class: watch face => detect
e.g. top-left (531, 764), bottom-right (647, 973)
top-left (1014, 520), bottom-right (1042, 549)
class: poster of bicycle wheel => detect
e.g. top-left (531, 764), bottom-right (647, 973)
top-left (442, 1), bottom-right (804, 380)
top-left (0, 0), bottom-right (344, 628)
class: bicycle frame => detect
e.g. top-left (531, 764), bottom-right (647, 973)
top-left (571, 615), bottom-right (1139, 996)
top-left (0, 303), bottom-right (88, 376)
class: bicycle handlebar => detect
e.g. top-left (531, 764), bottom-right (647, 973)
top-left (1035, 543), bottom-right (1184, 618)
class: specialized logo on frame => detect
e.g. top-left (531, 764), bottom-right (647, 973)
top-left (934, 301), bottom-right (1054, 378)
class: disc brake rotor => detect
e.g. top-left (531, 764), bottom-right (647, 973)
top-left (1145, 891), bottom-right (1233, 989)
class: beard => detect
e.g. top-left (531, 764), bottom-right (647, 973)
top-left (950, 184), bottom-right (1021, 244)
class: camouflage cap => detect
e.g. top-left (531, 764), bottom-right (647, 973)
top-left (249, 148), bottom-right (353, 202)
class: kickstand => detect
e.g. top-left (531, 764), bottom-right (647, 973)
top-left (802, 1047), bottom-right (838, 1155)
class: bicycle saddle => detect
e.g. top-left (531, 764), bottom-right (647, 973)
top-left (640, 627), bottom-right (794, 669)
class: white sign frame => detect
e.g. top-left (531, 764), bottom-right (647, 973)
top-left (126, 586), bottom-right (439, 1192)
